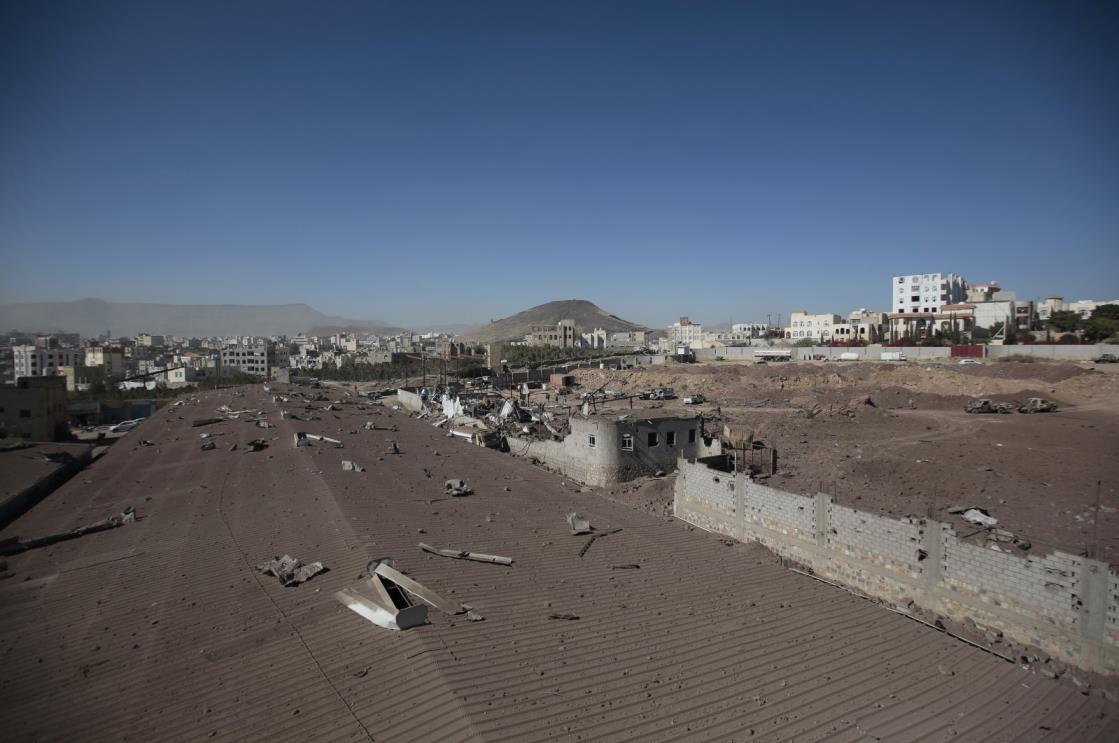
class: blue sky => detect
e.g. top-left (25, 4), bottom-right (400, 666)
top-left (1, 0), bottom-right (1116, 329)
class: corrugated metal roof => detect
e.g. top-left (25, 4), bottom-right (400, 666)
top-left (1, 385), bottom-right (1115, 741)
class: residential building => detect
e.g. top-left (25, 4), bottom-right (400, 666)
top-left (84, 346), bottom-right (126, 377)
top-left (842, 309), bottom-right (887, 342)
top-left (527, 319), bottom-right (578, 348)
top-left (605, 330), bottom-right (648, 349)
top-left (12, 346), bottom-right (84, 380)
top-left (731, 323), bottom-right (769, 338)
top-left (886, 304), bottom-right (976, 341)
top-left (220, 342), bottom-right (289, 379)
top-left (783, 311), bottom-right (842, 341)
top-left (667, 317), bottom-right (703, 347)
top-left (135, 333), bottom-right (167, 347)
top-left (1038, 295), bottom-right (1119, 321)
top-left (891, 273), bottom-right (969, 314)
top-left (0, 376), bottom-right (68, 441)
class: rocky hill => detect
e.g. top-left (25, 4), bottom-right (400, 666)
top-left (463, 299), bottom-right (648, 344)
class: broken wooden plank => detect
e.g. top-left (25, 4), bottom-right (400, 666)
top-left (419, 542), bottom-right (513, 566)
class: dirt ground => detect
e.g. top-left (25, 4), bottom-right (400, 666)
top-left (572, 358), bottom-right (1119, 566)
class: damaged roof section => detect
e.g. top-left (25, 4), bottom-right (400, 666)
top-left (1, 383), bottom-right (1115, 742)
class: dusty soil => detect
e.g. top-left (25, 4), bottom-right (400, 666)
top-left (573, 359), bottom-right (1119, 566)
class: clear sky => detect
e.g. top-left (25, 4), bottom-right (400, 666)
top-left (1, 0), bottom-right (1116, 329)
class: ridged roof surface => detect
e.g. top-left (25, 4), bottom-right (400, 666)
top-left (1, 384), bottom-right (1116, 742)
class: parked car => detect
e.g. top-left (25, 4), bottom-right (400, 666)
top-left (683, 394), bottom-right (706, 405)
top-left (957, 359), bottom-right (982, 365)
top-left (1093, 353), bottom-right (1118, 364)
top-left (109, 418), bottom-right (145, 434)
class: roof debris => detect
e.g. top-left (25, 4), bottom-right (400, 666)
top-left (420, 542), bottom-right (514, 566)
top-left (445, 479), bottom-right (473, 496)
top-left (256, 554), bottom-right (325, 587)
top-left (0, 507), bottom-right (136, 556)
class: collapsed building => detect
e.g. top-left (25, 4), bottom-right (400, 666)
top-left (391, 381), bottom-right (722, 486)
top-left (506, 413), bottom-right (720, 486)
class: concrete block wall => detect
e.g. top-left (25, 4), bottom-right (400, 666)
top-left (986, 343), bottom-right (1108, 360)
top-left (829, 504), bottom-right (922, 577)
top-left (692, 343), bottom-right (1111, 362)
top-left (943, 540), bottom-right (1080, 624)
top-left (674, 458), bottom-right (1119, 675)
top-left (745, 482), bottom-right (814, 540)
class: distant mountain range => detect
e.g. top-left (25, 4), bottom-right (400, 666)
top-left (0, 299), bottom-right (405, 338)
top-left (462, 299), bottom-right (648, 343)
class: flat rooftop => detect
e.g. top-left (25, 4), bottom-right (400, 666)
top-left (1, 384), bottom-right (1116, 741)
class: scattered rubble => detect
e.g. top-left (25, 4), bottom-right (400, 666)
top-left (256, 554), bottom-right (326, 587)
top-left (342, 460), bottom-right (365, 472)
top-left (445, 479), bottom-right (473, 496)
top-left (293, 432), bottom-right (343, 448)
top-left (948, 506), bottom-right (998, 527)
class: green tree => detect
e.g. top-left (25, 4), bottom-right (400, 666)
top-left (1048, 311), bottom-right (1083, 333)
top-left (1083, 317), bottom-right (1119, 343)
top-left (1091, 304), bottom-right (1119, 321)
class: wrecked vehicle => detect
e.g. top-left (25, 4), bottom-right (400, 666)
top-left (1018, 397), bottom-right (1058, 414)
top-left (964, 399), bottom-right (1015, 414)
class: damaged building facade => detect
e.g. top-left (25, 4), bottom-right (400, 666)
top-left (508, 413), bottom-right (720, 486)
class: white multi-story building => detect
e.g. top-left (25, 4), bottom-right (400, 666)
top-left (667, 317), bottom-right (703, 346)
top-left (891, 273), bottom-right (968, 315)
top-left (784, 311), bottom-right (842, 341)
top-left (12, 346), bottom-right (84, 380)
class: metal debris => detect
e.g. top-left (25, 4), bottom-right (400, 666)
top-left (201, 440), bottom-right (217, 451)
top-left (0, 507), bottom-right (136, 556)
top-left (445, 479), bottom-right (473, 496)
top-left (566, 512), bottom-right (592, 535)
top-left (246, 439), bottom-right (268, 452)
top-left (948, 506), bottom-right (998, 527)
top-left (294, 432), bottom-right (343, 448)
top-left (548, 612), bottom-right (580, 621)
top-left (372, 560), bottom-right (465, 615)
top-left (419, 542), bottom-right (513, 566)
top-left (342, 460), bottom-right (365, 472)
top-left (256, 554), bottom-right (326, 587)
top-left (191, 417), bottom-right (225, 427)
top-left (138, 440), bottom-right (155, 447)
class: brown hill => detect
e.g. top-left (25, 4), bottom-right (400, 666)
top-left (462, 299), bottom-right (648, 343)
